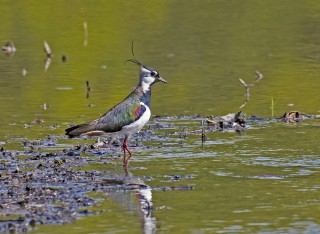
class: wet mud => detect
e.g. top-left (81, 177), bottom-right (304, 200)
top-left (0, 113), bottom-right (318, 233)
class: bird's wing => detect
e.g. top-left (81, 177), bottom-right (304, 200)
top-left (96, 98), bottom-right (147, 133)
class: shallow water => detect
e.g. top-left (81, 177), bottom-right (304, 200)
top-left (0, 1), bottom-right (320, 233)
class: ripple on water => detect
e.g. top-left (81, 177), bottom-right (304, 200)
top-left (211, 171), bottom-right (286, 180)
top-left (241, 156), bottom-right (320, 169)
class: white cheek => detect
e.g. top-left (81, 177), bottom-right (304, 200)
top-left (141, 76), bottom-right (155, 91)
top-left (145, 76), bottom-right (155, 84)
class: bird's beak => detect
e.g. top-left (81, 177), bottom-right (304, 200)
top-left (158, 77), bottom-right (167, 84)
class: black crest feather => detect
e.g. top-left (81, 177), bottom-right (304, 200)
top-left (125, 40), bottom-right (144, 67)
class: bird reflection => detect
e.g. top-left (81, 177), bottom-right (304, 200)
top-left (106, 167), bottom-right (156, 234)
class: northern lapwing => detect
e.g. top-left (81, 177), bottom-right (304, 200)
top-left (65, 59), bottom-right (167, 167)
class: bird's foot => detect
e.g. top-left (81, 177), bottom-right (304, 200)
top-left (123, 159), bottom-right (129, 168)
top-left (123, 151), bottom-right (129, 168)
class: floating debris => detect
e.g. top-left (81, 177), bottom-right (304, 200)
top-left (234, 111), bottom-right (245, 126)
top-left (43, 41), bottom-right (53, 71)
top-left (44, 41), bottom-right (52, 58)
top-left (83, 21), bottom-right (88, 47)
top-left (2, 41), bottom-right (16, 56)
top-left (22, 68), bottom-right (28, 77)
top-left (207, 111), bottom-right (245, 132)
top-left (163, 174), bottom-right (194, 181)
top-left (239, 78), bottom-right (251, 109)
top-left (205, 117), bottom-right (221, 127)
top-left (56, 87), bottom-right (73, 90)
top-left (44, 57), bottom-right (52, 71)
top-left (255, 71), bottom-right (263, 82)
top-left (233, 111), bottom-right (246, 133)
top-left (86, 80), bottom-right (91, 98)
top-left (221, 113), bottom-right (236, 122)
top-left (179, 127), bottom-right (187, 139)
top-left (238, 72), bottom-right (263, 109)
top-left (280, 111), bottom-right (309, 123)
top-left (167, 53), bottom-right (175, 58)
top-left (42, 103), bottom-right (50, 110)
top-left (62, 55), bottom-right (67, 62)
top-left (201, 129), bottom-right (207, 147)
top-left (270, 96), bottom-right (279, 118)
top-left (86, 80), bottom-right (91, 92)
top-left (32, 118), bottom-right (45, 124)
top-left (24, 123), bottom-right (32, 128)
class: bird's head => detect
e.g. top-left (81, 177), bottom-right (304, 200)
top-left (127, 59), bottom-right (167, 92)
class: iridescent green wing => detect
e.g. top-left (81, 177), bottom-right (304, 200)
top-left (96, 97), bottom-right (146, 132)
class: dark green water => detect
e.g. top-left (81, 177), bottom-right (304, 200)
top-left (1, 0), bottom-right (320, 233)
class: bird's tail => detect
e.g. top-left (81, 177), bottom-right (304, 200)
top-left (65, 122), bottom-right (96, 137)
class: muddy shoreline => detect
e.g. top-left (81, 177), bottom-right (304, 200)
top-left (0, 114), bottom-right (318, 233)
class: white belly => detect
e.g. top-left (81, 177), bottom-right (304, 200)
top-left (122, 102), bottom-right (151, 135)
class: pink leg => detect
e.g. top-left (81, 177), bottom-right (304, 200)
top-left (122, 136), bottom-right (132, 168)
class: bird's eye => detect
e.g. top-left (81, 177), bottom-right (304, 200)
top-left (150, 71), bottom-right (157, 76)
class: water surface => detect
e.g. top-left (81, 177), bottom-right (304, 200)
top-left (0, 0), bottom-right (319, 233)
